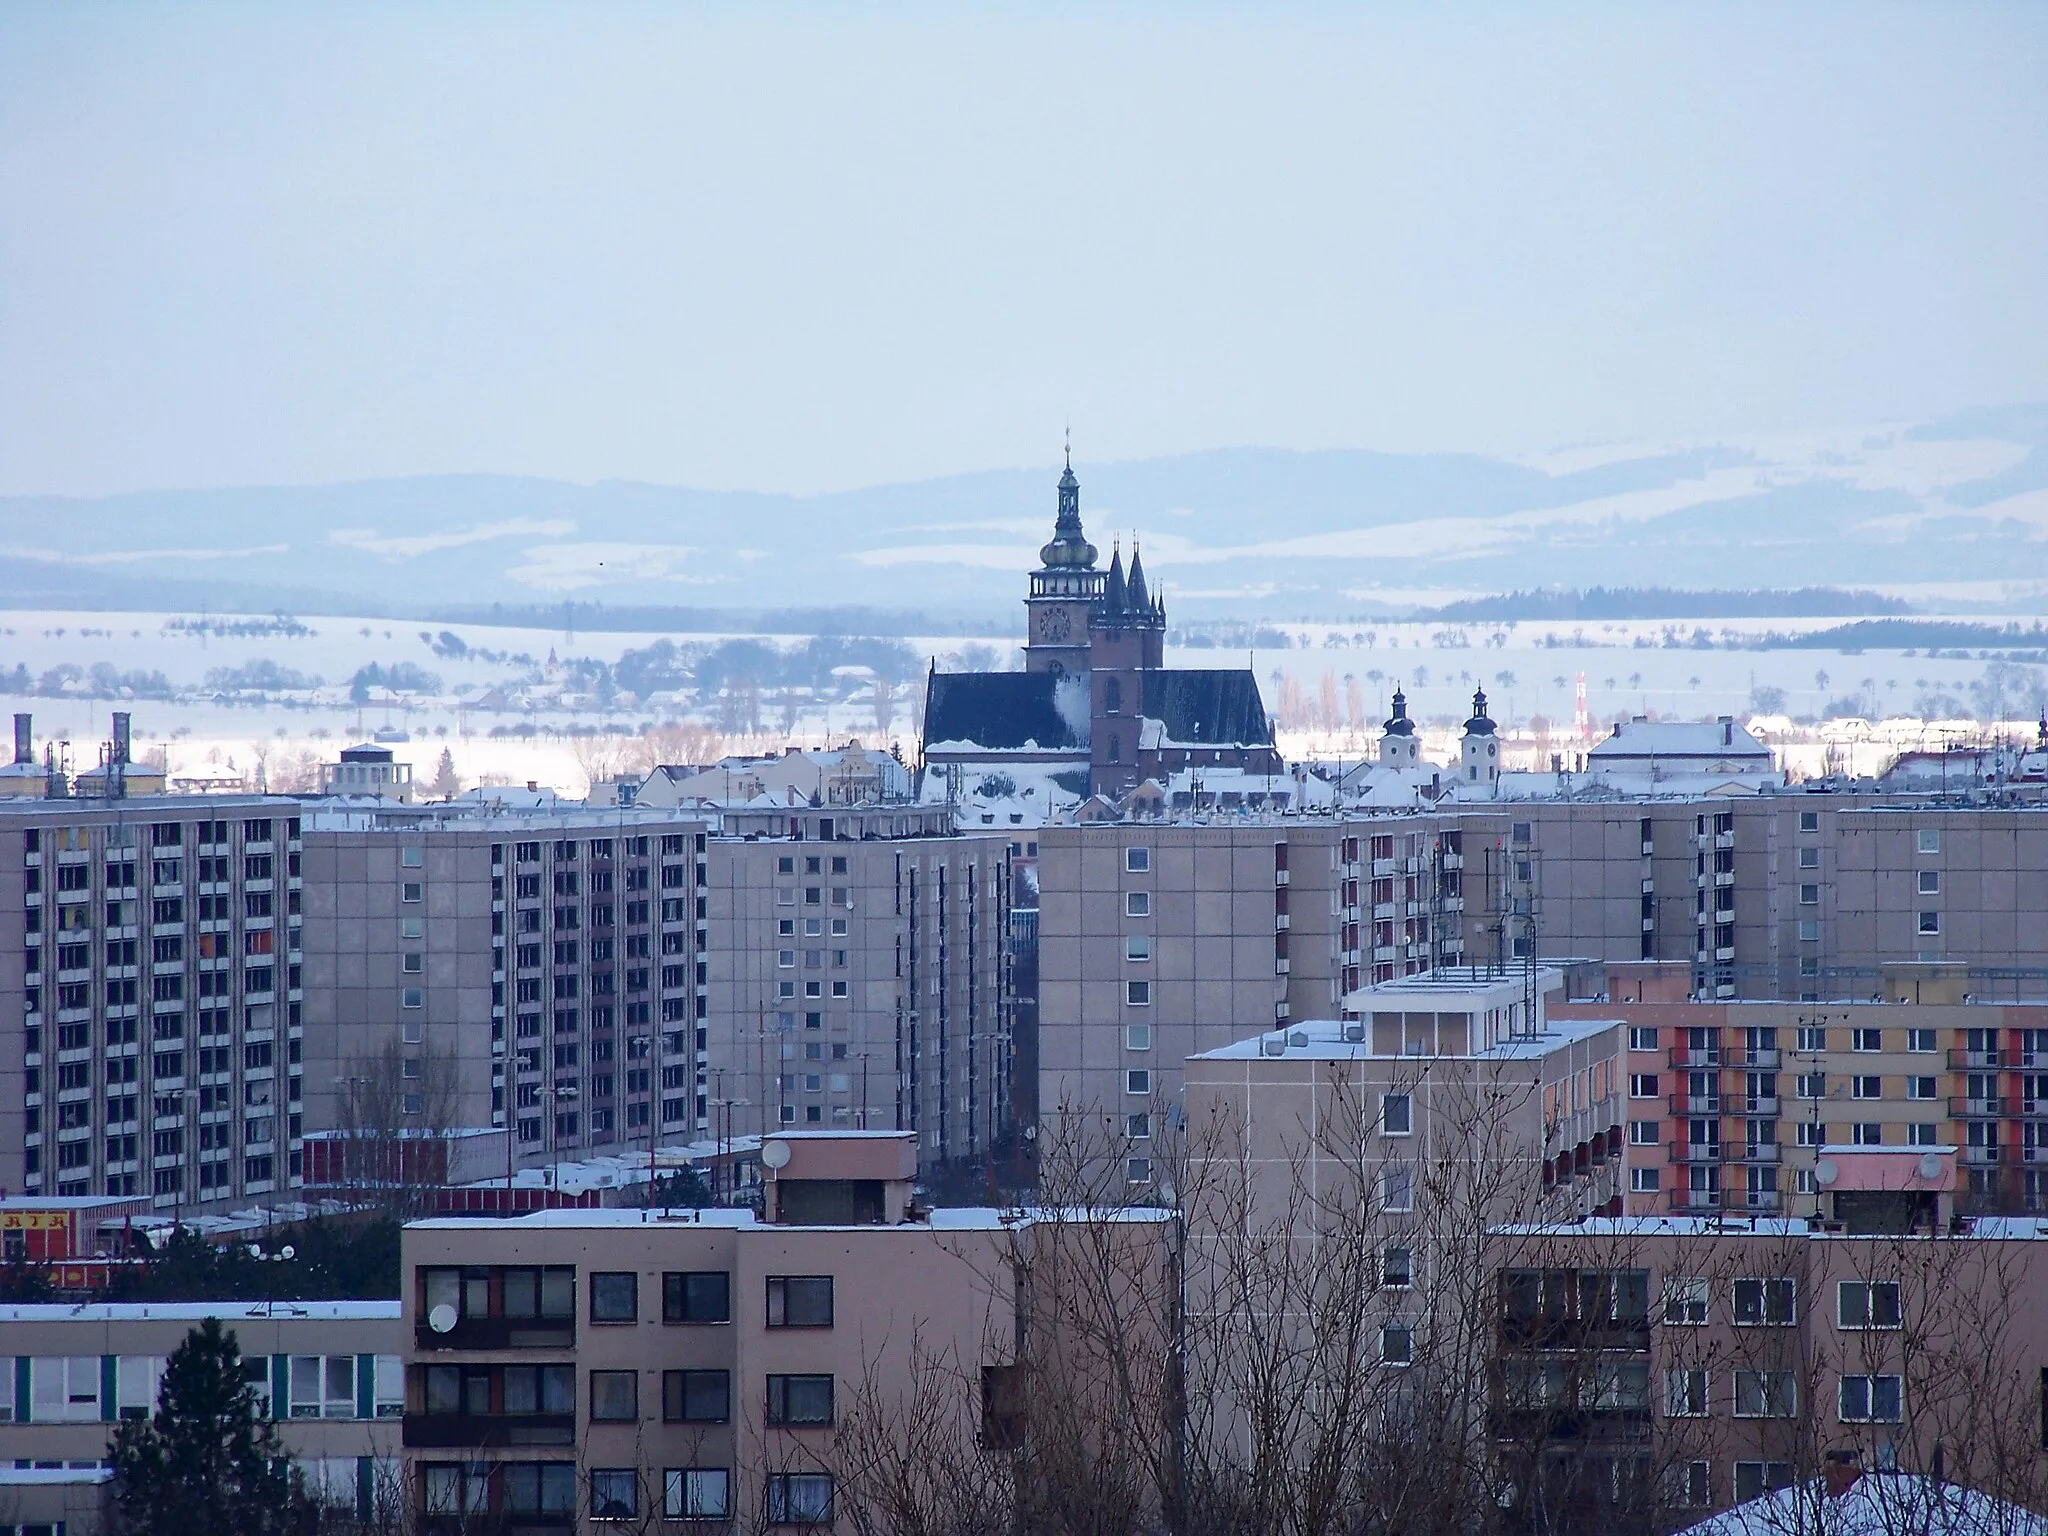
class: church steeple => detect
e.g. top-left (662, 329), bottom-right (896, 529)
top-left (1039, 441), bottom-right (1096, 571)
top-left (1103, 542), bottom-right (1127, 613)
top-left (1126, 542), bottom-right (1149, 611)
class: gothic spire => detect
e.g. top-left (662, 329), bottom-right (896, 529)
top-left (1103, 541), bottom-right (1127, 613)
top-left (1126, 542), bottom-right (1149, 611)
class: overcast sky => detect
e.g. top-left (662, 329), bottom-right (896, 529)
top-left (1, 3), bottom-right (2043, 499)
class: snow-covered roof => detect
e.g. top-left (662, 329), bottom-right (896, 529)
top-left (1589, 717), bottom-right (1773, 764)
top-left (1676, 1472), bottom-right (2048, 1536)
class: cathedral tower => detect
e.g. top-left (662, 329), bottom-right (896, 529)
top-left (1023, 446), bottom-right (1104, 676)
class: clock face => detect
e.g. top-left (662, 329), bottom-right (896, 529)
top-left (1039, 606), bottom-right (1072, 642)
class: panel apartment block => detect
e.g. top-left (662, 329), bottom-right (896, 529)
top-left (0, 796), bottom-right (307, 1210)
top-left (699, 815), bottom-right (1014, 1169)
top-left (300, 807), bottom-right (714, 1169)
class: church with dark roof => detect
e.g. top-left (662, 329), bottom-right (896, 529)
top-left (921, 452), bottom-right (1280, 800)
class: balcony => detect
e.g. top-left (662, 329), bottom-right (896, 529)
top-left (1730, 1048), bottom-right (1781, 1070)
top-left (1733, 1096), bottom-right (1781, 1117)
top-left (414, 1316), bottom-right (575, 1352)
top-left (1949, 1098), bottom-right (2006, 1119)
top-left (1668, 1188), bottom-right (1724, 1214)
top-left (1961, 1145), bottom-right (2002, 1166)
top-left (1667, 1094), bottom-right (1722, 1116)
top-left (1670, 1045), bottom-right (1721, 1068)
top-left (1734, 1188), bottom-right (1783, 1212)
top-left (1667, 1142), bottom-right (1724, 1165)
top-left (402, 1413), bottom-right (576, 1449)
top-left (1733, 1143), bottom-right (1782, 1164)
top-left (1950, 1049), bottom-right (2005, 1070)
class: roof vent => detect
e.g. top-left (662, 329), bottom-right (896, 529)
top-left (1287, 1030), bottom-right (1308, 1049)
top-left (1260, 1035), bottom-right (1288, 1057)
top-left (1341, 1022), bottom-right (1365, 1043)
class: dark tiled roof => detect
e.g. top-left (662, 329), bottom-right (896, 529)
top-left (1142, 669), bottom-right (1273, 747)
top-left (923, 672), bottom-right (1085, 751)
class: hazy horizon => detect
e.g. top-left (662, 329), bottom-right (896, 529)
top-left (3, 3), bottom-right (2045, 500)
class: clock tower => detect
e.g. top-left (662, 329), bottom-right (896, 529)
top-left (1023, 446), bottom-right (1103, 676)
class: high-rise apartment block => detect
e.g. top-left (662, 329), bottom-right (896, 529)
top-left (0, 794), bottom-right (309, 1207)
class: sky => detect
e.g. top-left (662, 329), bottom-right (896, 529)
top-left (1, 2), bottom-right (2044, 500)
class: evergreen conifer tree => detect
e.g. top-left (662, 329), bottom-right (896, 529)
top-left (108, 1317), bottom-right (308, 1536)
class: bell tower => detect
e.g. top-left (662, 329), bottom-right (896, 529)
top-left (1024, 442), bottom-right (1103, 676)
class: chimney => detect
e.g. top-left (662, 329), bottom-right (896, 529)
top-left (111, 712), bottom-right (132, 765)
top-left (12, 713), bottom-right (28, 765)
top-left (1721, 716), bottom-right (1734, 746)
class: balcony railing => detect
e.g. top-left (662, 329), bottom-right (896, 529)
top-left (1667, 1142), bottom-right (1723, 1166)
top-left (1950, 1049), bottom-right (2005, 1070)
top-left (1730, 1048), bottom-right (1781, 1070)
top-left (1670, 1046), bottom-right (1721, 1068)
top-left (1961, 1145), bottom-right (2002, 1166)
top-left (402, 1412), bottom-right (576, 1449)
top-left (413, 1316), bottom-right (576, 1352)
top-left (1668, 1094), bottom-right (1722, 1116)
top-left (1733, 1096), bottom-right (1781, 1117)
top-left (1949, 1098), bottom-right (2007, 1119)
top-left (1733, 1143), bottom-right (1782, 1164)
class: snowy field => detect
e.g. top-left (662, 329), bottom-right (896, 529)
top-left (0, 607), bottom-right (2039, 797)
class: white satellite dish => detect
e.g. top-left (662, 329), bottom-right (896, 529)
top-left (427, 1303), bottom-right (458, 1334)
top-left (760, 1139), bottom-right (792, 1170)
top-left (1814, 1160), bottom-right (1838, 1187)
top-left (1917, 1152), bottom-right (1943, 1181)
top-left (279, 1245), bottom-right (296, 1261)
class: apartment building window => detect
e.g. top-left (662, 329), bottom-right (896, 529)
top-left (1626, 1028), bottom-right (1658, 1053)
top-left (1907, 1076), bottom-right (1936, 1100)
top-left (1734, 1370), bottom-right (1797, 1418)
top-left (1630, 1167), bottom-right (1661, 1193)
top-left (1919, 911), bottom-right (1941, 935)
top-left (1629, 1074), bottom-right (1659, 1099)
top-left (1125, 846), bottom-right (1150, 872)
top-left (1125, 935), bottom-right (1151, 962)
top-left (1381, 1246), bottom-right (1413, 1289)
top-left (1733, 1278), bottom-right (1795, 1326)
top-left (1840, 1374), bottom-right (1903, 1423)
top-left (30, 1357), bottom-right (101, 1422)
top-left (590, 1469), bottom-right (638, 1520)
top-left (401, 882), bottom-right (423, 903)
top-left (1665, 1369), bottom-right (1709, 1417)
top-left (1917, 869), bottom-right (1941, 896)
top-left (1909, 1123), bottom-right (1938, 1146)
top-left (1799, 920), bottom-right (1821, 943)
top-left (1125, 1024), bottom-right (1151, 1051)
top-left (766, 1374), bottom-right (834, 1425)
top-left (589, 1371), bottom-right (639, 1421)
top-left (1382, 1093), bottom-right (1412, 1135)
top-left (1851, 1075), bottom-right (1882, 1099)
top-left (1663, 1277), bottom-right (1709, 1326)
top-left (1668, 1462), bottom-right (1711, 1509)
top-left (1852, 1123), bottom-right (1883, 1147)
top-left (1799, 884), bottom-right (1819, 906)
top-left (765, 1276), bottom-right (833, 1328)
top-left (1127, 1156), bottom-right (1152, 1183)
top-left (660, 1370), bottom-right (729, 1424)
top-left (1797, 1073), bottom-right (1826, 1100)
top-left (1799, 847), bottom-right (1820, 869)
top-left (664, 1272), bottom-right (730, 1324)
top-left (766, 1474), bottom-right (833, 1526)
top-left (1126, 1113), bottom-right (1151, 1140)
top-left (1795, 1123), bottom-right (1828, 1148)
top-left (1908, 1028), bottom-right (1937, 1053)
top-left (1124, 891), bottom-right (1151, 918)
top-left (1381, 1162), bottom-right (1414, 1212)
top-left (1379, 1322), bottom-right (1413, 1366)
top-left (1917, 829), bottom-right (1940, 855)
top-left (1735, 1463), bottom-right (1794, 1504)
top-left (1127, 1070), bottom-right (1151, 1095)
top-left (1126, 981), bottom-right (1151, 1006)
top-left (1628, 1120), bottom-right (1659, 1146)
top-left (422, 1464), bottom-right (492, 1517)
top-left (590, 1273), bottom-right (638, 1323)
top-left (666, 1469), bottom-right (730, 1521)
top-left (1838, 1280), bottom-right (1901, 1330)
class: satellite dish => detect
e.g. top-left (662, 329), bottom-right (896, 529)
top-left (1917, 1152), bottom-right (1943, 1181)
top-left (427, 1303), bottom-right (458, 1334)
top-left (760, 1139), bottom-right (792, 1170)
top-left (1814, 1160), bottom-right (1838, 1187)
top-left (279, 1245), bottom-right (296, 1261)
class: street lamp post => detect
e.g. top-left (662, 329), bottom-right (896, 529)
top-left (538, 1084), bottom-right (577, 1201)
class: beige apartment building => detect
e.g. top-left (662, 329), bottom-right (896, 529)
top-left (1489, 1175), bottom-right (2048, 1528)
top-left (399, 1131), bottom-right (1168, 1531)
top-left (0, 1299), bottom-right (406, 1526)
top-left (1554, 959), bottom-right (2048, 1219)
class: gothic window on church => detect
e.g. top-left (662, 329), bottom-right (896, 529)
top-left (1105, 678), bottom-right (1122, 715)
top-left (1106, 734), bottom-right (1120, 764)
